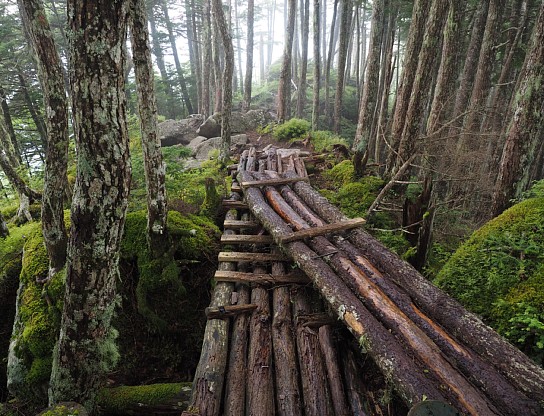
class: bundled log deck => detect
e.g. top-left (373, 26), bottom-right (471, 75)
top-left (184, 146), bottom-right (544, 416)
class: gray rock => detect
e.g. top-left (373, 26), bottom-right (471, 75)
top-left (182, 158), bottom-right (203, 170)
top-left (187, 136), bottom-right (209, 155)
top-left (197, 110), bottom-right (275, 138)
top-left (231, 134), bottom-right (249, 146)
top-left (194, 137), bottom-right (222, 160)
top-left (158, 115), bottom-right (204, 146)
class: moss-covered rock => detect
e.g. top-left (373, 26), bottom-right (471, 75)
top-left (97, 382), bottom-right (191, 415)
top-left (435, 197), bottom-right (544, 363)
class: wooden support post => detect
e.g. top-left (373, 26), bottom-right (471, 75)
top-left (205, 304), bottom-right (257, 319)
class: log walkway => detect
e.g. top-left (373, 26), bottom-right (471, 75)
top-left (183, 146), bottom-right (544, 416)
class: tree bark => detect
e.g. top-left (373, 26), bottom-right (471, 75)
top-left (352, 0), bottom-right (384, 177)
top-left (49, 1), bottom-right (131, 412)
top-left (211, 0), bottom-right (234, 166)
top-left (312, 0), bottom-right (321, 130)
top-left (323, 0), bottom-right (338, 122)
top-left (0, 86), bottom-right (22, 163)
top-left (0, 210), bottom-right (8, 238)
top-left (277, 0), bottom-right (296, 122)
top-left (385, 0), bottom-right (430, 176)
top-left (243, 0), bottom-right (255, 111)
top-left (18, 0), bottom-right (70, 279)
top-left (201, 0), bottom-right (212, 117)
top-left (130, 0), bottom-right (169, 258)
top-left (333, 0), bottom-right (352, 133)
top-left (491, 1), bottom-right (544, 216)
top-left (296, 0), bottom-right (310, 118)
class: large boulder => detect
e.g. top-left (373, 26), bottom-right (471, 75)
top-left (158, 115), bottom-right (204, 147)
top-left (197, 110), bottom-right (275, 138)
top-left (193, 134), bottom-right (249, 161)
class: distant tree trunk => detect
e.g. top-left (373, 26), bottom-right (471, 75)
top-left (160, 0), bottom-right (194, 115)
top-left (201, 0), bottom-right (212, 117)
top-left (267, 0), bottom-right (276, 71)
top-left (312, 0), bottom-right (321, 130)
top-left (18, 0), bottom-right (69, 280)
top-left (333, 0), bottom-right (352, 133)
top-left (392, 0), bottom-right (449, 175)
top-left (243, 0), bottom-right (255, 111)
top-left (277, 0), bottom-right (296, 122)
top-left (491, 1), bottom-right (544, 216)
top-left (17, 69), bottom-right (48, 154)
top-left (324, 0), bottom-right (339, 122)
top-left (234, 0), bottom-right (243, 94)
top-left (450, 0), bottom-right (489, 134)
top-left (321, 0), bottom-right (327, 69)
top-left (385, 0), bottom-right (430, 176)
top-left (49, 0), bottom-right (131, 412)
top-left (260, 33), bottom-right (265, 83)
top-left (211, 0), bottom-right (234, 165)
top-left (186, 0), bottom-right (202, 110)
top-left (212, 18), bottom-right (223, 113)
top-left (0, 86), bottom-right (22, 163)
top-left (148, 3), bottom-right (177, 119)
top-left (352, 0), bottom-right (384, 178)
top-left (130, 0), bottom-right (169, 258)
top-left (296, 0), bottom-right (310, 118)
top-left (461, 0), bottom-right (505, 150)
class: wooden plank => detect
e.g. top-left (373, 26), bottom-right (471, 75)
top-left (231, 183), bottom-right (242, 192)
top-left (278, 218), bottom-right (366, 244)
top-left (205, 304), bottom-right (257, 319)
top-left (221, 234), bottom-right (274, 245)
top-left (241, 177), bottom-right (309, 189)
top-left (214, 270), bottom-right (309, 285)
top-left (222, 200), bottom-right (249, 209)
top-left (218, 251), bottom-right (287, 262)
top-left (223, 219), bottom-right (260, 229)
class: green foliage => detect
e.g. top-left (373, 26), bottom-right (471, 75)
top-left (309, 130), bottom-right (349, 153)
top-left (97, 383), bottom-right (191, 416)
top-left (273, 118), bottom-right (311, 141)
top-left (435, 197), bottom-right (544, 363)
top-left (323, 160), bottom-right (355, 187)
top-left (520, 179), bottom-right (544, 200)
top-left (324, 177), bottom-right (384, 219)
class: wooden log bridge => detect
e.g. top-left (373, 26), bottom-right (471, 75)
top-left (184, 146), bottom-right (544, 416)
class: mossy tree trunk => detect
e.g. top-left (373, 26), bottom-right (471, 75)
top-left (18, 0), bottom-right (69, 279)
top-left (129, 0), bottom-right (169, 258)
top-left (492, 1), bottom-right (544, 216)
top-left (211, 0), bottom-right (234, 166)
top-left (49, 0), bottom-right (131, 412)
top-left (0, 210), bottom-right (8, 238)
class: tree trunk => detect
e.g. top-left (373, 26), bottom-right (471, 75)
top-left (201, 0), bottom-right (212, 117)
top-left (277, 0), bottom-right (296, 122)
top-left (130, 0), bottom-right (169, 258)
top-left (243, 0), bottom-right (255, 111)
top-left (333, 0), bottom-right (352, 133)
top-left (491, 1), bottom-right (544, 216)
top-left (211, 0), bottom-right (234, 166)
top-left (323, 0), bottom-right (339, 122)
top-left (312, 0), bottom-right (321, 130)
top-left (160, 0), bottom-right (194, 115)
top-left (0, 86), bottom-right (22, 163)
top-left (49, 1), bottom-right (131, 412)
top-left (212, 17), bottom-right (223, 114)
top-left (147, 3), bottom-right (177, 119)
top-left (385, 0), bottom-right (430, 176)
top-left (0, 210), bottom-right (8, 238)
top-left (186, 0), bottom-right (202, 110)
top-left (18, 0), bottom-right (69, 280)
top-left (352, 0), bottom-right (384, 177)
top-left (392, 0), bottom-right (449, 175)
top-left (296, 0), bottom-right (310, 118)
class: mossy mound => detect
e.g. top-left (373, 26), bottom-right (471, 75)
top-left (7, 227), bottom-right (65, 403)
top-left (97, 382), bottom-right (191, 415)
top-left (1, 222), bottom-right (41, 402)
top-left (435, 197), bottom-right (544, 363)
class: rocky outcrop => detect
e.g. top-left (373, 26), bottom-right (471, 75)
top-left (193, 134), bottom-right (249, 161)
top-left (158, 115), bottom-right (204, 147)
top-left (197, 110), bottom-right (274, 138)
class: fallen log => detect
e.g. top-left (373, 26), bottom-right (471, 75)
top-left (319, 325), bottom-right (350, 416)
top-left (271, 249), bottom-right (303, 416)
top-left (256, 175), bottom-right (498, 415)
top-left (289, 175), bottom-right (544, 406)
top-left (294, 288), bottom-right (334, 416)
top-left (189, 203), bottom-right (238, 415)
top-left (247, 265), bottom-right (275, 416)
top-left (238, 171), bottom-right (450, 409)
